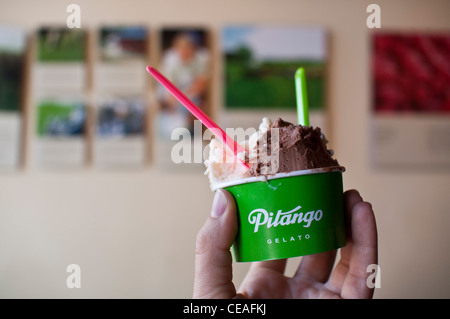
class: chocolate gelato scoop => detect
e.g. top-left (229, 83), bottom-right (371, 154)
top-left (249, 118), bottom-right (339, 176)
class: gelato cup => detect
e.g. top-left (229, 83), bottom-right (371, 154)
top-left (213, 166), bottom-right (346, 262)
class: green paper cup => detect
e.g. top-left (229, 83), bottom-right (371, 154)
top-left (214, 166), bottom-right (346, 262)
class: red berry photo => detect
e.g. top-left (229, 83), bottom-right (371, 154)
top-left (373, 33), bottom-right (450, 113)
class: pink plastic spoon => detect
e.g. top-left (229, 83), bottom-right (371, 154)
top-left (146, 66), bottom-right (249, 169)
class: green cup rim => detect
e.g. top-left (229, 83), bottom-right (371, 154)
top-left (213, 166), bottom-right (345, 190)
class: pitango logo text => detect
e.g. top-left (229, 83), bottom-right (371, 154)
top-left (248, 206), bottom-right (323, 233)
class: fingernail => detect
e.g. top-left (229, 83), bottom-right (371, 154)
top-left (211, 189), bottom-right (228, 219)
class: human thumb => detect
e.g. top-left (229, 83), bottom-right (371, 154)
top-left (193, 189), bottom-right (238, 298)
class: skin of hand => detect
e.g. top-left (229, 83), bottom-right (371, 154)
top-left (193, 189), bottom-right (377, 299)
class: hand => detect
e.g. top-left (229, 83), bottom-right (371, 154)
top-left (193, 189), bottom-right (377, 299)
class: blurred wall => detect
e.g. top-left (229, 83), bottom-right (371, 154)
top-left (1, 0), bottom-right (450, 298)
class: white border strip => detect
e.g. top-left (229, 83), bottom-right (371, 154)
top-left (212, 166), bottom-right (346, 190)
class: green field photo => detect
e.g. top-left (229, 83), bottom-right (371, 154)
top-left (0, 27), bottom-right (26, 112)
top-left (37, 28), bottom-right (85, 62)
top-left (37, 101), bottom-right (86, 136)
top-left (223, 26), bottom-right (327, 110)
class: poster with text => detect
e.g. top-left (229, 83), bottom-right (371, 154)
top-left (33, 27), bottom-right (87, 168)
top-left (34, 97), bottom-right (87, 168)
top-left (371, 33), bottom-right (450, 169)
top-left (154, 27), bottom-right (211, 170)
top-left (34, 27), bottom-right (86, 94)
top-left (95, 26), bottom-right (148, 94)
top-left (93, 26), bottom-right (149, 167)
top-left (94, 96), bottom-right (147, 167)
top-left (0, 26), bottom-right (26, 170)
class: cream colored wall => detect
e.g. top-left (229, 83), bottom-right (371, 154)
top-left (1, 0), bottom-right (450, 298)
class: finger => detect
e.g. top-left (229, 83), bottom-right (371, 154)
top-left (193, 189), bottom-right (238, 299)
top-left (326, 193), bottom-right (378, 298)
top-left (294, 250), bottom-right (337, 283)
top-left (340, 201), bottom-right (377, 299)
top-left (249, 259), bottom-right (287, 274)
top-left (325, 189), bottom-right (364, 292)
top-left (334, 189), bottom-right (365, 272)
top-left (290, 190), bottom-right (360, 290)
top-left (344, 189), bottom-right (365, 239)
top-left (238, 259), bottom-right (287, 298)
